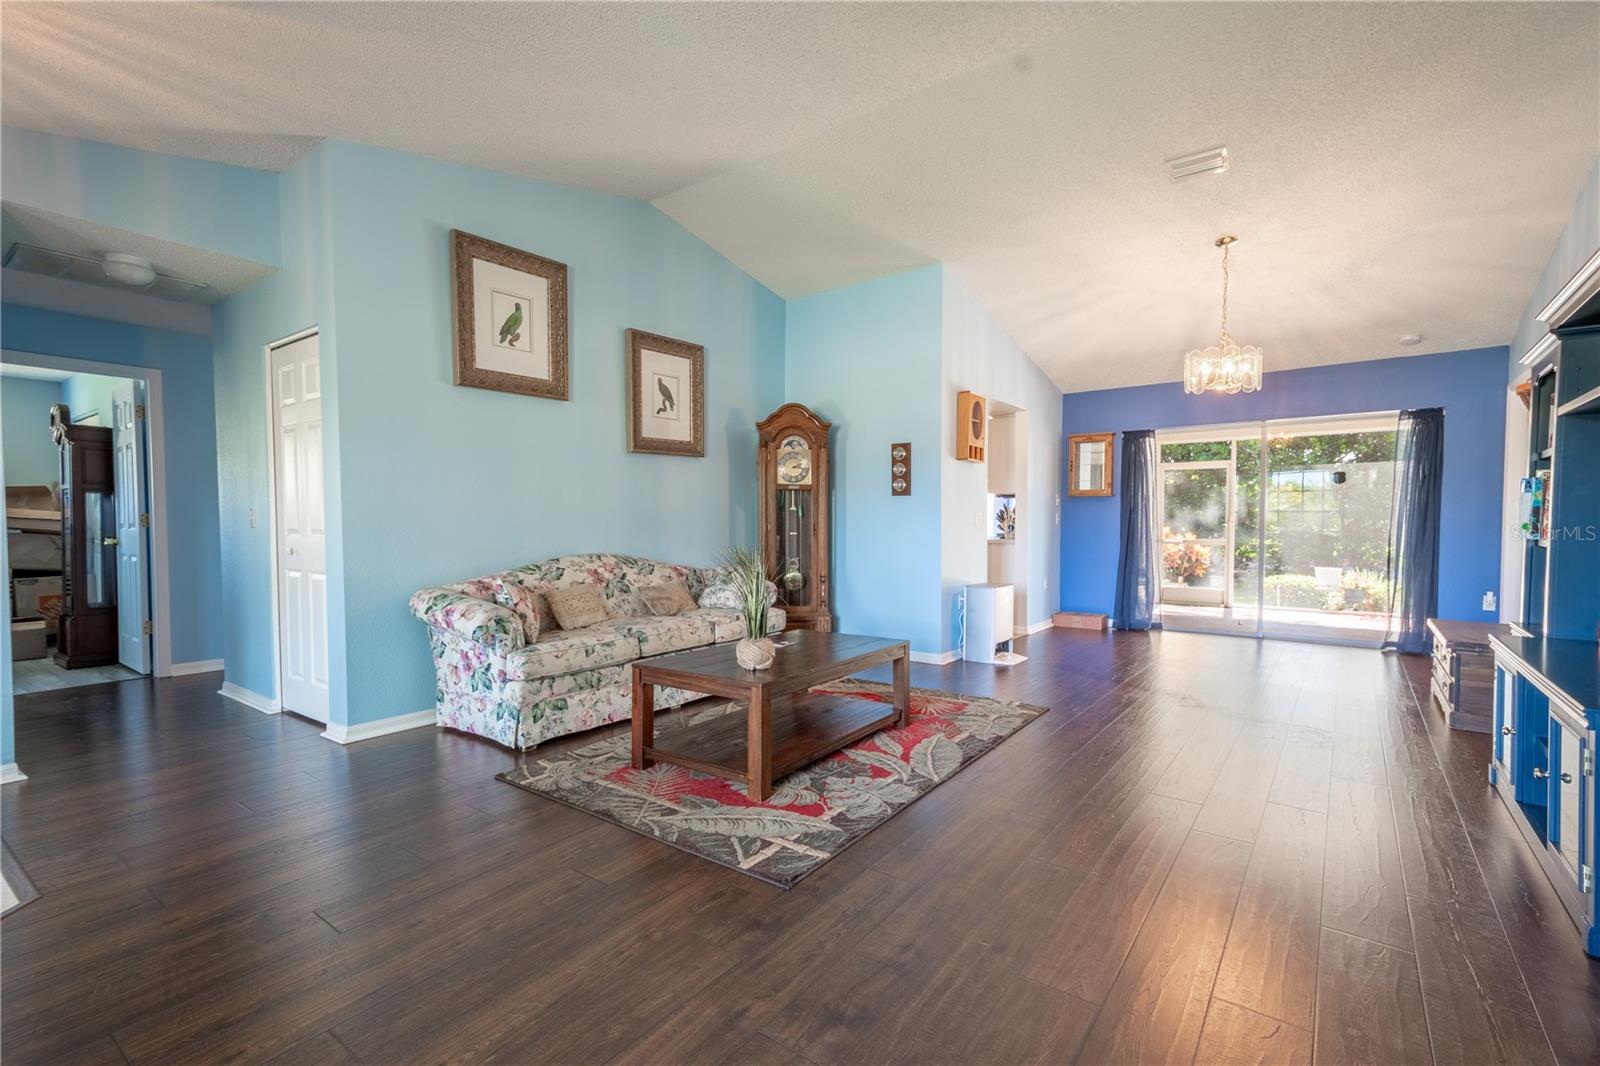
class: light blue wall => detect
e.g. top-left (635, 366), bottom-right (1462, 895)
top-left (1, 436), bottom-right (13, 768)
top-left (1059, 347), bottom-right (1509, 625)
top-left (2, 376), bottom-right (62, 484)
top-left (60, 372), bottom-right (123, 427)
top-left (1, 127), bottom-right (282, 268)
top-left (785, 267), bottom-right (946, 652)
top-left (215, 140), bottom-right (786, 724)
top-left (1509, 160), bottom-right (1600, 376)
top-left (941, 271), bottom-right (1063, 645)
top-left (212, 143), bottom-right (346, 708)
top-left (0, 305), bottom-right (225, 664)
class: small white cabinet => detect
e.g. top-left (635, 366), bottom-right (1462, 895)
top-left (964, 583), bottom-right (1014, 664)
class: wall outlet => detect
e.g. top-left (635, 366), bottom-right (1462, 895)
top-left (1482, 590), bottom-right (1496, 612)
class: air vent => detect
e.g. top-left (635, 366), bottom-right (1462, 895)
top-left (1165, 145), bottom-right (1229, 182)
top-left (1, 242), bottom-right (209, 302)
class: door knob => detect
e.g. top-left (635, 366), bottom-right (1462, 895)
top-left (1533, 767), bottom-right (1548, 780)
top-left (1502, 725), bottom-right (1515, 736)
top-left (1561, 772), bottom-right (1574, 784)
top-left (287, 546), bottom-right (297, 556)
top-left (102, 537), bottom-right (119, 546)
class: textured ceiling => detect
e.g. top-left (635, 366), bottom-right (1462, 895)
top-left (0, 1), bottom-right (1104, 199)
top-left (658, 3), bottom-right (1600, 390)
top-left (3, 2), bottom-right (1596, 391)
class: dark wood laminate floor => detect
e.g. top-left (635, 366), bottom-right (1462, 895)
top-left (3, 629), bottom-right (1597, 1065)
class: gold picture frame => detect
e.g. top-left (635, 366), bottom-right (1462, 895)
top-left (627, 329), bottom-right (704, 457)
top-left (451, 229), bottom-right (569, 399)
top-left (1067, 432), bottom-right (1115, 496)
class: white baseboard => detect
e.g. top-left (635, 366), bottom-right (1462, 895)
top-left (321, 709), bottom-right (436, 746)
top-left (219, 682), bottom-right (281, 715)
top-left (169, 659), bottom-right (225, 676)
top-left (1014, 619), bottom-right (1054, 636)
top-left (909, 649), bottom-right (961, 665)
top-left (0, 762), bottom-right (28, 785)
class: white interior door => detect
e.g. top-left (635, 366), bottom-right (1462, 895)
top-left (112, 381), bottom-right (151, 673)
top-left (270, 335), bottom-right (330, 723)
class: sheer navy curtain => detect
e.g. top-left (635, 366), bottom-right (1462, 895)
top-left (1384, 408), bottom-right (1444, 653)
top-left (1113, 430), bottom-right (1161, 631)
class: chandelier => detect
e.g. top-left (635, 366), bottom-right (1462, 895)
top-left (1184, 235), bottom-right (1263, 395)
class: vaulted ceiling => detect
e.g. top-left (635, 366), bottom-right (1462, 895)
top-left (4, 2), bottom-right (1596, 390)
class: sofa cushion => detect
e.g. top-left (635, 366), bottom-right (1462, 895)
top-left (639, 579), bottom-right (698, 617)
top-left (685, 608), bottom-right (746, 643)
top-left (504, 628), bottom-right (640, 680)
top-left (547, 584), bottom-right (610, 630)
top-left (591, 615), bottom-right (716, 657)
top-left (492, 576), bottom-right (551, 641)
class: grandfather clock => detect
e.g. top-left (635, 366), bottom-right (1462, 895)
top-left (51, 405), bottom-right (119, 668)
top-left (757, 403), bottom-right (832, 632)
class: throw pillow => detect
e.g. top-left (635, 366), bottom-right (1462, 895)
top-left (546, 584), bottom-right (610, 630)
top-left (492, 577), bottom-right (550, 642)
top-left (698, 577), bottom-right (779, 610)
top-left (639, 579), bottom-right (698, 617)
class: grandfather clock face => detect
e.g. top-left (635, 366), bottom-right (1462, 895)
top-left (774, 434), bottom-right (814, 605)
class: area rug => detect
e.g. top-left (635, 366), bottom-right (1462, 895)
top-left (497, 681), bottom-right (1048, 888)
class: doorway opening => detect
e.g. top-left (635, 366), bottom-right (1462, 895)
top-left (985, 400), bottom-right (1027, 636)
top-left (3, 354), bottom-right (162, 692)
top-left (1156, 412), bottom-right (1399, 646)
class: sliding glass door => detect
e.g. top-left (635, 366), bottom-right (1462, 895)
top-left (1155, 413), bottom-right (1399, 646)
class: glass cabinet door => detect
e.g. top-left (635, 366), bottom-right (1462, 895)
top-left (82, 489), bottom-right (117, 609)
top-left (773, 488), bottom-right (813, 608)
top-left (1554, 715), bottom-right (1585, 882)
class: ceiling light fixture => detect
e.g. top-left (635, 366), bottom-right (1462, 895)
top-left (1398, 332), bottom-right (1423, 346)
top-left (1183, 235), bottom-right (1263, 395)
top-left (1165, 145), bottom-right (1229, 182)
top-left (101, 252), bottom-right (157, 287)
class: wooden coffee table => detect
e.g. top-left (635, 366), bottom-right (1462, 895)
top-left (630, 631), bottom-right (911, 801)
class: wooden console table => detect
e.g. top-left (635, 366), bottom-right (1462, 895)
top-left (630, 631), bottom-right (909, 801)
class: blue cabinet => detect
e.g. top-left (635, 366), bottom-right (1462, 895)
top-left (1491, 635), bottom-right (1599, 956)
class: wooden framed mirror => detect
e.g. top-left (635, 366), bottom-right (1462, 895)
top-left (1067, 432), bottom-right (1115, 496)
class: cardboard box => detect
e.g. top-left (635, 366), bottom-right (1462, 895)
top-left (8, 531), bottom-right (62, 572)
top-left (12, 575), bottom-right (63, 621)
top-left (11, 619), bottom-right (47, 661)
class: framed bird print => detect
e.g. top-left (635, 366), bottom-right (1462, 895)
top-left (626, 329), bottom-right (704, 456)
top-left (451, 229), bottom-right (569, 399)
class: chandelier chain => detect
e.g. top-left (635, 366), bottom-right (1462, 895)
top-left (1219, 239), bottom-right (1231, 344)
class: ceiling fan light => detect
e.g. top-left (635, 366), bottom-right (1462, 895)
top-left (101, 252), bottom-right (157, 287)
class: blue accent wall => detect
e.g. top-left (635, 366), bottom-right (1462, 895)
top-left (2, 376), bottom-right (62, 484)
top-left (0, 305), bottom-right (225, 665)
top-left (785, 266), bottom-right (945, 652)
top-left (1059, 347), bottom-right (1509, 625)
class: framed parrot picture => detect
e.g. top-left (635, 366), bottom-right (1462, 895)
top-left (450, 229), bottom-right (569, 399)
top-left (626, 329), bottom-right (704, 456)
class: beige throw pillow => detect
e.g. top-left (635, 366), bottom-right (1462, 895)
top-left (546, 584), bottom-right (610, 630)
top-left (492, 577), bottom-right (551, 642)
top-left (639, 579), bottom-right (698, 617)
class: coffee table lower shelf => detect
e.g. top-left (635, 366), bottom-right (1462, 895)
top-left (641, 692), bottom-right (900, 790)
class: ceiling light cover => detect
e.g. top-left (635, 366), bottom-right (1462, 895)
top-left (102, 252), bottom-right (157, 286)
top-left (1184, 235), bottom-right (1263, 395)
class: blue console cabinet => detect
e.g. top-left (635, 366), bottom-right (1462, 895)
top-left (1491, 632), bottom-right (1599, 956)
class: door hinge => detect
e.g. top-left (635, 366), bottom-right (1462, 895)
top-left (138, 512), bottom-right (150, 528)
top-left (1585, 748), bottom-right (1595, 777)
top-left (134, 403), bottom-right (146, 420)
top-left (1583, 864), bottom-right (1594, 894)
top-left (142, 620), bottom-right (153, 635)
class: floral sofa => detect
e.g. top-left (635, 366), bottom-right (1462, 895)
top-left (410, 553), bottom-right (784, 750)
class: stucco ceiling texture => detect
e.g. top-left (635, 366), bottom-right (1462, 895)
top-left (4, 2), bottom-right (1597, 390)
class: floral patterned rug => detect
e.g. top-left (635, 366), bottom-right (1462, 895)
top-left (497, 681), bottom-right (1048, 888)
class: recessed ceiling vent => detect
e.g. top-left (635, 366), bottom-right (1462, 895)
top-left (1165, 145), bottom-right (1229, 182)
top-left (2, 242), bottom-right (210, 302)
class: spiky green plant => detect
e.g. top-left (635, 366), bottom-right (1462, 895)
top-left (716, 546), bottom-right (771, 641)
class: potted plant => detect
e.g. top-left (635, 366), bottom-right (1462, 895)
top-left (719, 546), bottom-right (776, 670)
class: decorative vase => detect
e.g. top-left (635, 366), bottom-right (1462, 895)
top-left (736, 636), bottom-right (776, 670)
